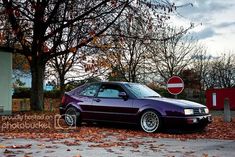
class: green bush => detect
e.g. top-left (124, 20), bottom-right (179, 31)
top-left (44, 89), bottom-right (61, 98)
top-left (13, 87), bottom-right (61, 98)
top-left (13, 87), bottom-right (31, 98)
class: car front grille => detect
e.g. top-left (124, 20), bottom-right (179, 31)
top-left (193, 108), bottom-right (207, 115)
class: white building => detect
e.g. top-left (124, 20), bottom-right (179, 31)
top-left (0, 48), bottom-right (12, 115)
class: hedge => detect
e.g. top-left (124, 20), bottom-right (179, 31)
top-left (13, 87), bottom-right (61, 98)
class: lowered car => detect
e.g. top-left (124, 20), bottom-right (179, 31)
top-left (60, 82), bottom-right (212, 133)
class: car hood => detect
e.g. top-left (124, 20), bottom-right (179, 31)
top-left (145, 97), bottom-right (206, 108)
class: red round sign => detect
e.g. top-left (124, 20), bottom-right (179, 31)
top-left (167, 76), bottom-right (184, 95)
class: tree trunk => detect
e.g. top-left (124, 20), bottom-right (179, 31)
top-left (30, 60), bottom-right (45, 111)
top-left (59, 76), bottom-right (65, 98)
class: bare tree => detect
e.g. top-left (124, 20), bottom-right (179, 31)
top-left (94, 2), bottom-right (176, 82)
top-left (205, 53), bottom-right (235, 88)
top-left (0, 0), bottom-right (182, 110)
top-left (149, 27), bottom-right (200, 82)
top-left (191, 48), bottom-right (212, 102)
top-left (46, 52), bottom-right (77, 97)
top-left (46, 50), bottom-right (108, 96)
top-left (0, 0), bottom-right (129, 110)
top-left (104, 13), bottom-right (151, 82)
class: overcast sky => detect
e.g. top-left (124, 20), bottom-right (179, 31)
top-left (169, 0), bottom-right (235, 55)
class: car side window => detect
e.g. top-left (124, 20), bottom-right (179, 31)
top-left (79, 84), bottom-right (100, 97)
top-left (97, 84), bottom-right (125, 98)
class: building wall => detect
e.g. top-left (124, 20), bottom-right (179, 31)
top-left (0, 50), bottom-right (12, 115)
top-left (206, 88), bottom-right (235, 110)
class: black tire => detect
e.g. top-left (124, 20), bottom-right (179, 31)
top-left (64, 106), bottom-right (81, 126)
top-left (197, 124), bottom-right (208, 131)
top-left (140, 110), bottom-right (162, 133)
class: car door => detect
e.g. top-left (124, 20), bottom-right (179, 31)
top-left (91, 84), bottom-right (136, 123)
top-left (76, 83), bottom-right (101, 120)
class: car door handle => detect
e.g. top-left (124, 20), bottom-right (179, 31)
top-left (93, 98), bottom-right (101, 102)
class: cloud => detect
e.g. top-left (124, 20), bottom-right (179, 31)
top-left (176, 0), bottom-right (235, 21)
top-left (215, 22), bottom-right (235, 28)
top-left (170, 0), bottom-right (235, 54)
top-left (180, 0), bottom-right (233, 13)
top-left (189, 27), bottom-right (216, 40)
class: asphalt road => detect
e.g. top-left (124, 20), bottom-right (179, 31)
top-left (0, 137), bottom-right (234, 157)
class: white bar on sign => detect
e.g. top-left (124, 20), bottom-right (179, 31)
top-left (212, 93), bottom-right (216, 106)
top-left (167, 83), bottom-right (184, 88)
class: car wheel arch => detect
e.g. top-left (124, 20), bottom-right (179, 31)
top-left (65, 103), bottom-right (82, 113)
top-left (137, 105), bottom-right (165, 117)
top-left (139, 108), bottom-right (162, 118)
top-left (63, 103), bottom-right (84, 125)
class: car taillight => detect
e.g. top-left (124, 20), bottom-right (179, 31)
top-left (61, 95), bottom-right (66, 105)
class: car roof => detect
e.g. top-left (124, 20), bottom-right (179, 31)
top-left (89, 81), bottom-right (140, 86)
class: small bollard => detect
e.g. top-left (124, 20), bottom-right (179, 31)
top-left (224, 98), bottom-right (231, 122)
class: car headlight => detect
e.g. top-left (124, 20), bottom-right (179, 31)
top-left (184, 109), bottom-right (194, 115)
top-left (204, 108), bottom-right (209, 114)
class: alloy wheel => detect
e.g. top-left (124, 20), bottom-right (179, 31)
top-left (140, 111), bottom-right (160, 133)
top-left (65, 107), bottom-right (79, 126)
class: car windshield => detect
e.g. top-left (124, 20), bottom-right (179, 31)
top-left (125, 83), bottom-right (161, 98)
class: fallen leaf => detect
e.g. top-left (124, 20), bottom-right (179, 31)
top-left (202, 153), bottom-right (209, 157)
top-left (4, 149), bottom-right (14, 154)
top-left (45, 145), bottom-right (59, 149)
top-left (7, 144), bottom-right (32, 149)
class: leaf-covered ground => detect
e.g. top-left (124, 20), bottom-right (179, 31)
top-left (0, 112), bottom-right (235, 157)
top-left (0, 111), bottom-right (234, 143)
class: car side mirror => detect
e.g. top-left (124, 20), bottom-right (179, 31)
top-left (118, 92), bottom-right (128, 99)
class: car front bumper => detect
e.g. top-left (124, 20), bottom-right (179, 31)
top-left (162, 114), bottom-right (212, 128)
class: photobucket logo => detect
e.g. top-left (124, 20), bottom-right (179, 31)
top-left (1, 121), bottom-right (51, 131)
top-left (54, 114), bottom-right (77, 130)
top-left (0, 113), bottom-right (78, 132)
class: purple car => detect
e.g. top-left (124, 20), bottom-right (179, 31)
top-left (60, 82), bottom-right (212, 133)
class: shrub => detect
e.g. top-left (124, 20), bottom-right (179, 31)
top-left (13, 87), bottom-right (61, 98)
top-left (44, 89), bottom-right (61, 98)
top-left (13, 87), bottom-right (31, 98)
